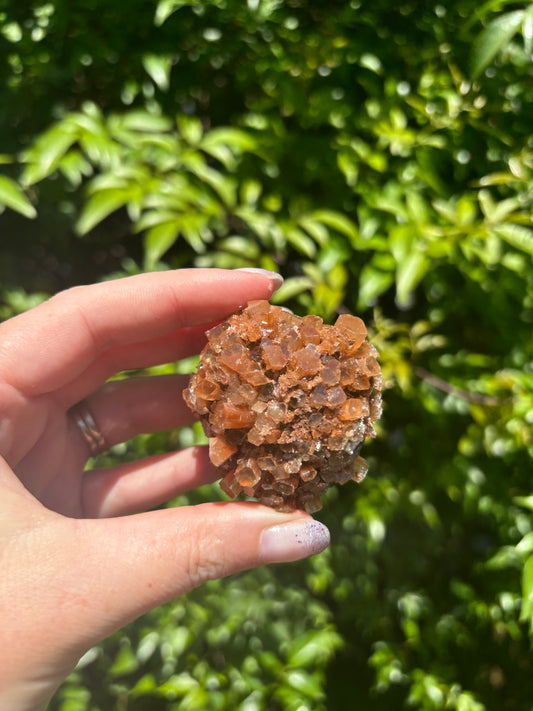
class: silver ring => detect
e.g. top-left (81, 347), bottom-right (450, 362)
top-left (70, 401), bottom-right (107, 457)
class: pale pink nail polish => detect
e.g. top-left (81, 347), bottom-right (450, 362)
top-left (260, 519), bottom-right (330, 563)
top-left (235, 267), bottom-right (284, 291)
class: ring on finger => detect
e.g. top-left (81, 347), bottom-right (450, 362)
top-left (70, 400), bottom-right (108, 457)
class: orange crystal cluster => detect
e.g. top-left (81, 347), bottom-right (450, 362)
top-left (183, 300), bottom-right (382, 513)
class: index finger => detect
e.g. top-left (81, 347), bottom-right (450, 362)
top-left (0, 268), bottom-right (282, 395)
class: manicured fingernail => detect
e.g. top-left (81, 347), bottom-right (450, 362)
top-left (259, 519), bottom-right (330, 563)
top-left (235, 267), bottom-right (284, 291)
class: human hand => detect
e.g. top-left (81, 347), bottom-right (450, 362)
top-left (0, 268), bottom-right (330, 711)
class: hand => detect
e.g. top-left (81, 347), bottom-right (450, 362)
top-left (0, 268), bottom-right (330, 711)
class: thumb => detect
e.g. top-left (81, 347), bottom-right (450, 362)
top-left (1, 499), bottom-right (328, 711)
top-left (68, 502), bottom-right (329, 648)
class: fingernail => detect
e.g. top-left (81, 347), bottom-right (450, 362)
top-left (235, 267), bottom-right (284, 291)
top-left (259, 518), bottom-right (330, 564)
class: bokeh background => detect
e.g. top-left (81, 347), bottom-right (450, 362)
top-left (1, 1), bottom-right (533, 709)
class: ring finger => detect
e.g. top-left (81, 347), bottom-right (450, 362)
top-left (73, 374), bottom-right (196, 456)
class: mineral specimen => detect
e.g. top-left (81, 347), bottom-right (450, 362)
top-left (183, 300), bottom-right (382, 513)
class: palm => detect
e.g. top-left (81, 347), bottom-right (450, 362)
top-left (12, 398), bottom-right (88, 516)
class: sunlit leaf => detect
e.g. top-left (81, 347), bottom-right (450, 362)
top-left (285, 227), bottom-right (317, 258)
top-left (144, 221), bottom-right (180, 268)
top-left (358, 263), bottom-right (395, 309)
top-left (134, 209), bottom-right (180, 232)
top-left (119, 111), bottom-right (173, 132)
top-left (109, 644), bottom-right (139, 677)
top-left (298, 215), bottom-right (329, 246)
top-left (142, 54), bottom-right (173, 91)
top-left (396, 249), bottom-right (429, 306)
top-left (218, 236), bottom-right (261, 259)
top-left (337, 151), bottom-right (359, 186)
top-left (58, 150), bottom-right (93, 187)
top-left (520, 554), bottom-right (533, 628)
top-left (523, 6), bottom-right (533, 56)
top-left (241, 179), bottom-right (262, 205)
top-left (75, 188), bottom-right (130, 235)
top-left (201, 127), bottom-right (256, 154)
top-left (0, 175), bottom-right (37, 218)
top-left (154, 0), bottom-right (190, 26)
top-left (189, 162), bottom-right (236, 206)
top-left (470, 10), bottom-right (525, 77)
top-left (495, 224), bottom-right (533, 256)
top-left (284, 670), bottom-right (323, 698)
top-left (177, 115), bottom-right (204, 146)
top-left (287, 628), bottom-right (342, 668)
top-left (310, 210), bottom-right (359, 245)
top-left (21, 126), bottom-right (78, 185)
top-left (270, 276), bottom-right (314, 303)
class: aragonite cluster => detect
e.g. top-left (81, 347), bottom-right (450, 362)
top-left (183, 300), bottom-right (382, 513)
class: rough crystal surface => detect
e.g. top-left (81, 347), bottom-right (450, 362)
top-left (183, 301), bottom-right (382, 513)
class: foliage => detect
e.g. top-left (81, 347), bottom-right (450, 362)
top-left (1, 0), bottom-right (533, 709)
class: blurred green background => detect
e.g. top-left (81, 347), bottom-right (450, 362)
top-left (1, 0), bottom-right (533, 709)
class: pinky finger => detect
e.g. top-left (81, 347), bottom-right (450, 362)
top-left (81, 446), bottom-right (218, 518)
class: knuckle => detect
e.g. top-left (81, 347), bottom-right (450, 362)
top-left (185, 534), bottom-right (228, 590)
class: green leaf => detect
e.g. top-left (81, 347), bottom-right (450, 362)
top-left (284, 670), bottom-right (324, 698)
top-left (21, 126), bottom-right (78, 186)
top-left (119, 111), bottom-right (173, 133)
top-left (181, 215), bottom-right (210, 253)
top-left (134, 209), bottom-right (180, 232)
top-left (130, 673), bottom-right (157, 696)
top-left (142, 54), bottom-right (173, 91)
top-left (241, 179), bottom-right (262, 205)
top-left (235, 207), bottom-right (285, 251)
top-left (406, 191), bottom-right (429, 224)
top-left (490, 197), bottom-right (521, 223)
top-left (177, 115), bottom-right (204, 146)
top-left (310, 210), bottom-right (359, 245)
top-left (58, 150), bottom-right (93, 187)
top-left (514, 496), bottom-right (533, 513)
top-left (199, 128), bottom-right (256, 169)
top-left (158, 672), bottom-right (198, 696)
top-left (110, 644), bottom-right (139, 677)
top-left (218, 236), bottom-right (261, 260)
top-left (516, 532), bottom-right (533, 558)
top-left (520, 554), bottom-right (533, 627)
top-left (470, 10), bottom-right (525, 78)
top-left (154, 0), bottom-right (190, 26)
top-left (337, 151), bottom-right (359, 187)
top-left (75, 188), bottom-right (130, 235)
top-left (270, 276), bottom-right (314, 304)
top-left (189, 162), bottom-right (236, 206)
top-left (144, 221), bottom-right (180, 268)
top-left (327, 263), bottom-right (348, 291)
top-left (495, 224), bottom-right (533, 256)
top-left (484, 545), bottom-right (521, 570)
top-left (523, 6), bottom-right (533, 57)
top-left (478, 189), bottom-right (497, 220)
top-left (285, 227), bottom-right (317, 258)
top-left (287, 628), bottom-right (342, 667)
top-left (201, 127), bottom-right (256, 153)
top-left (389, 224), bottom-right (414, 264)
top-left (396, 249), bottom-right (429, 306)
top-left (0, 175), bottom-right (37, 218)
top-left (297, 215), bottom-right (329, 246)
top-left (358, 264), bottom-right (395, 309)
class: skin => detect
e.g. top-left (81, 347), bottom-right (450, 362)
top-left (0, 269), bottom-right (320, 711)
